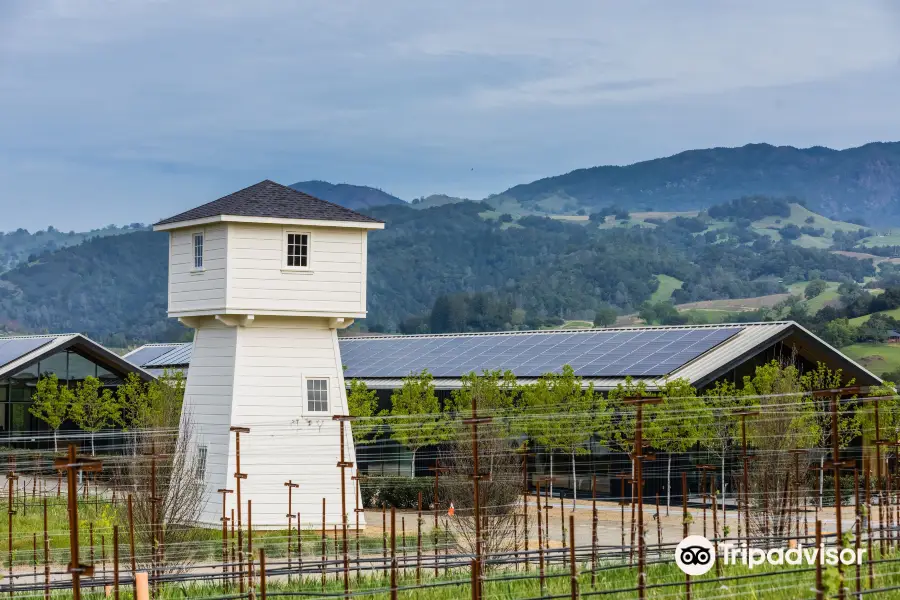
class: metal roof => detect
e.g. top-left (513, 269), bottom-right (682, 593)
top-left (122, 321), bottom-right (882, 390)
top-left (0, 334), bottom-right (154, 381)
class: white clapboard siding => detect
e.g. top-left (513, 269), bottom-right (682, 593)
top-left (168, 225), bottom-right (228, 315)
top-left (226, 224), bottom-right (366, 317)
top-left (188, 316), bottom-right (364, 529)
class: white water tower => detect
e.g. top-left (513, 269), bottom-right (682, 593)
top-left (154, 180), bottom-right (383, 527)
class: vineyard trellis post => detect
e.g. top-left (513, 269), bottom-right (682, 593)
top-left (463, 392), bottom-right (492, 600)
top-left (334, 415), bottom-right (354, 599)
top-left (623, 395), bottom-right (661, 600)
top-left (229, 426), bottom-right (250, 596)
top-left (284, 480), bottom-right (298, 583)
top-left (734, 410), bottom-right (758, 551)
top-left (813, 385), bottom-right (867, 600)
top-left (681, 471), bottom-right (690, 600)
top-left (217, 488), bottom-right (233, 588)
top-left (55, 443), bottom-right (102, 600)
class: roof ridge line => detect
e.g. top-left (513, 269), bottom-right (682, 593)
top-left (341, 321), bottom-right (791, 341)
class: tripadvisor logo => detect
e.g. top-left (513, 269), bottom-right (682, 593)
top-left (675, 535), bottom-right (867, 575)
top-left (675, 535), bottom-right (715, 576)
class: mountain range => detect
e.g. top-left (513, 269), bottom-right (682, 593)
top-left (296, 142), bottom-right (900, 225)
top-left (2, 140), bottom-right (900, 343)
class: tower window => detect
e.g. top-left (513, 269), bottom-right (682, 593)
top-left (193, 232), bottom-right (204, 270)
top-left (197, 445), bottom-right (208, 481)
top-left (306, 378), bottom-right (329, 413)
top-left (285, 232), bottom-right (310, 268)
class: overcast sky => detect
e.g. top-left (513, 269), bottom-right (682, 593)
top-left (2, 0), bottom-right (900, 231)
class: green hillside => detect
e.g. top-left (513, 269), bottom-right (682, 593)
top-left (491, 142), bottom-right (900, 224)
top-left (0, 224), bottom-right (145, 274)
top-left (0, 200), bottom-right (878, 341)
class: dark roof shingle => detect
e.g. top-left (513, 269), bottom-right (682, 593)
top-left (155, 180), bottom-right (384, 227)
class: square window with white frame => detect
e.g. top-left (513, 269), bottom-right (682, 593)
top-left (193, 232), bottom-right (204, 270)
top-left (306, 378), bottom-right (329, 413)
top-left (286, 232), bottom-right (309, 268)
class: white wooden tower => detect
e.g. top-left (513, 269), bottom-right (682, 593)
top-left (153, 180), bottom-right (383, 528)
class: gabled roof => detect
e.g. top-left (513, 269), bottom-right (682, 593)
top-left (124, 321), bottom-right (881, 391)
top-left (0, 334), bottom-right (154, 382)
top-left (154, 180), bottom-right (384, 228)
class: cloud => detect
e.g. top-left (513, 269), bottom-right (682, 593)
top-left (1, 0), bottom-right (899, 229)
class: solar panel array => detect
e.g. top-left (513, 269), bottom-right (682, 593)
top-left (340, 327), bottom-right (743, 379)
top-left (144, 344), bottom-right (193, 367)
top-left (0, 337), bottom-right (57, 370)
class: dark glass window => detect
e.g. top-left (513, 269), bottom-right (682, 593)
top-left (67, 352), bottom-right (97, 381)
top-left (193, 233), bottom-right (204, 269)
top-left (38, 352), bottom-right (68, 378)
top-left (286, 233), bottom-right (309, 268)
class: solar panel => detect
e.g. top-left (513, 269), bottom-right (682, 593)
top-left (125, 344), bottom-right (181, 367)
top-left (0, 337), bottom-right (56, 370)
top-left (339, 328), bottom-right (742, 379)
top-left (144, 344), bottom-right (193, 367)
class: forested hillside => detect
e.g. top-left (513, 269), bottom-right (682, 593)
top-left (0, 224), bottom-right (145, 273)
top-left (0, 200), bottom-right (878, 343)
top-left (493, 142), bottom-right (900, 224)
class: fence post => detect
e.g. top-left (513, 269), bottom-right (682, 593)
top-left (569, 514), bottom-right (578, 600)
top-left (259, 548), bottom-right (267, 600)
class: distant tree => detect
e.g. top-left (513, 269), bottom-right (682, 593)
top-left (593, 305), bottom-right (618, 327)
top-left (805, 279), bottom-right (827, 299)
top-left (805, 216), bottom-right (815, 224)
top-left (498, 213), bottom-right (514, 223)
top-left (29, 374), bottom-right (73, 452)
top-left (780, 224), bottom-right (802, 240)
top-left (69, 376), bottom-right (122, 455)
top-left (388, 370), bottom-right (450, 477)
top-left (820, 318), bottom-right (857, 348)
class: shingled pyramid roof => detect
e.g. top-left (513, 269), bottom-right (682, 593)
top-left (155, 180), bottom-right (384, 227)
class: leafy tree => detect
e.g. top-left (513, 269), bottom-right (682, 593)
top-left (820, 318), bottom-right (857, 348)
top-left (519, 366), bottom-right (606, 508)
top-left (388, 370), bottom-right (450, 477)
top-left (805, 279), bottom-right (827, 299)
top-left (593, 305), bottom-right (618, 327)
top-left (347, 379), bottom-right (380, 444)
top-left (29, 374), bottom-right (73, 452)
top-left (801, 363), bottom-right (860, 504)
top-left (646, 378), bottom-right (712, 513)
top-left (118, 372), bottom-right (153, 430)
top-left (69, 376), bottom-right (122, 455)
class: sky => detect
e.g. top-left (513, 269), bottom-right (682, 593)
top-left (2, 0), bottom-right (900, 231)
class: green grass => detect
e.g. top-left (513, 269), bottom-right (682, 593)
top-left (560, 320), bottom-right (593, 329)
top-left (752, 204), bottom-right (862, 237)
top-left (841, 343), bottom-right (900, 375)
top-left (31, 554), bottom-right (896, 599)
top-left (860, 233), bottom-right (900, 247)
top-left (651, 275), bottom-right (683, 303)
top-left (849, 307), bottom-right (900, 326)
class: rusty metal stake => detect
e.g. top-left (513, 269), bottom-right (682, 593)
top-left (390, 507), bottom-right (398, 600)
top-left (334, 416), bottom-right (354, 599)
top-left (230, 426), bottom-right (250, 596)
top-left (623, 396), bottom-right (662, 600)
top-left (569, 514), bottom-right (578, 600)
top-left (285, 481), bottom-right (298, 583)
top-left (113, 525), bottom-right (120, 600)
top-left (55, 444), bottom-right (101, 600)
top-left (682, 471), bottom-right (691, 600)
